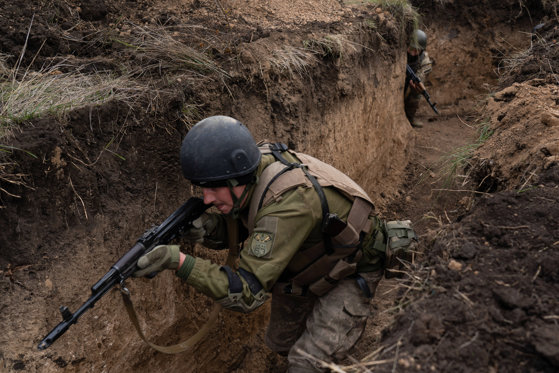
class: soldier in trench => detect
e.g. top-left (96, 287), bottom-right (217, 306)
top-left (134, 115), bottom-right (415, 372)
top-left (405, 29), bottom-right (433, 128)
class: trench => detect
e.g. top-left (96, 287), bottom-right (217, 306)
top-left (0, 2), bottom-right (542, 372)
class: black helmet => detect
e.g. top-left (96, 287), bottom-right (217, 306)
top-left (180, 115), bottom-right (261, 187)
top-left (410, 29), bottom-right (427, 51)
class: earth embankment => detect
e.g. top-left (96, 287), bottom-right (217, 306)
top-left (1, 1), bottom-right (414, 372)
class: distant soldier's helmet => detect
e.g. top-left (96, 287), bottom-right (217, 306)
top-left (410, 29), bottom-right (427, 51)
top-left (180, 115), bottom-right (261, 187)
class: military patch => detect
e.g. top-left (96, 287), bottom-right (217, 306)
top-left (250, 232), bottom-right (274, 258)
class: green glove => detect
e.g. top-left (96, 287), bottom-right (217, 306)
top-left (133, 245), bottom-right (181, 277)
top-left (183, 213), bottom-right (218, 243)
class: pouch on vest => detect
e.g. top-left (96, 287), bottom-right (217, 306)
top-left (384, 220), bottom-right (418, 278)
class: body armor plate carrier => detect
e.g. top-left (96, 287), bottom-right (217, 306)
top-left (247, 143), bottom-right (375, 296)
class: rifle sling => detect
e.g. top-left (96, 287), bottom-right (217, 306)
top-left (121, 215), bottom-right (240, 354)
top-left (121, 292), bottom-right (222, 354)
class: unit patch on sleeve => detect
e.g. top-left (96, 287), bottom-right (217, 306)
top-left (249, 232), bottom-right (274, 258)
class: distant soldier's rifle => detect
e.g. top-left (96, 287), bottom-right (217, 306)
top-left (37, 197), bottom-right (209, 350)
top-left (405, 64), bottom-right (439, 115)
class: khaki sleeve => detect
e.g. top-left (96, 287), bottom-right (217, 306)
top-left (240, 186), bottom-right (321, 291)
top-left (184, 257), bottom-right (231, 299)
top-left (182, 186), bottom-right (321, 302)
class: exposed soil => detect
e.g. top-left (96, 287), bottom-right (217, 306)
top-left (1, 0), bottom-right (558, 372)
top-left (364, 5), bottom-right (559, 372)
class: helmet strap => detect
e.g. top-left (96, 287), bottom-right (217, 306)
top-left (226, 179), bottom-right (251, 219)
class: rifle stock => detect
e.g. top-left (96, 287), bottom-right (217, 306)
top-left (38, 197), bottom-right (209, 350)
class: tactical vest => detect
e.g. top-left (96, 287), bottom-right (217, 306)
top-left (247, 143), bottom-right (375, 296)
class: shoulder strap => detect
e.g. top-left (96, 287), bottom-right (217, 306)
top-left (247, 161), bottom-right (309, 231)
top-left (262, 143), bottom-right (335, 253)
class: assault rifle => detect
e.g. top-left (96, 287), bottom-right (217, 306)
top-left (405, 64), bottom-right (439, 115)
top-left (37, 197), bottom-right (209, 350)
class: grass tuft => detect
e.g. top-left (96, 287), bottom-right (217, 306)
top-left (268, 46), bottom-right (318, 78)
top-left (439, 121), bottom-right (494, 186)
top-left (364, 0), bottom-right (420, 27)
top-left (303, 35), bottom-right (357, 60)
top-left (0, 62), bottom-right (143, 133)
top-left (114, 23), bottom-right (230, 79)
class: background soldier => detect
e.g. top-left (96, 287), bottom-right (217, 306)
top-left (134, 115), bottom-right (399, 372)
top-left (405, 29), bottom-right (433, 128)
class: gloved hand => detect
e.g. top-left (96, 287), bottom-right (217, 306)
top-left (133, 245), bottom-right (181, 277)
top-left (183, 213), bottom-right (218, 243)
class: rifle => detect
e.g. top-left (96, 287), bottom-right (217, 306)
top-left (37, 197), bottom-right (210, 350)
top-left (405, 64), bottom-right (439, 115)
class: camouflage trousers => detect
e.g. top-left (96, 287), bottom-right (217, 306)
top-left (265, 270), bottom-right (384, 372)
top-left (404, 92), bottom-right (421, 124)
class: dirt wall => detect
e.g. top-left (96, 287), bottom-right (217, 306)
top-left (0, 2), bottom-right (414, 372)
top-left (410, 0), bottom-right (541, 117)
top-left (230, 29), bottom-right (412, 206)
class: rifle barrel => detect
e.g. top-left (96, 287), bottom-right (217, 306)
top-left (37, 197), bottom-right (209, 350)
top-left (38, 274), bottom-right (118, 350)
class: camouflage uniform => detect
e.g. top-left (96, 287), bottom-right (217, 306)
top-left (405, 51), bottom-right (432, 126)
top-left (176, 148), bottom-right (386, 372)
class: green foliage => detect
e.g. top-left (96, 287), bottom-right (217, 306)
top-left (0, 144), bottom-right (38, 158)
top-left (440, 121), bottom-right (494, 185)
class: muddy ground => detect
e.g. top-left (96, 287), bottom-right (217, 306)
top-left (1, 0), bottom-right (558, 372)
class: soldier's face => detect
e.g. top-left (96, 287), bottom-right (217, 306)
top-left (202, 185), bottom-right (247, 214)
top-left (408, 47), bottom-right (420, 56)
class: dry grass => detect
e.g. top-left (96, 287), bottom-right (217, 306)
top-left (0, 61), bottom-right (144, 132)
top-left (364, 0), bottom-right (419, 29)
top-left (269, 34), bottom-right (365, 78)
top-left (0, 54), bottom-right (145, 202)
top-left (268, 45), bottom-right (318, 78)
top-left (0, 159), bottom-right (34, 205)
top-left (304, 34), bottom-right (358, 59)
top-left (114, 23), bottom-right (230, 79)
top-left (498, 31), bottom-right (559, 86)
top-left (0, 21), bottom-right (228, 202)
top-left (0, 54), bottom-right (10, 79)
top-left (0, 62), bottom-right (143, 202)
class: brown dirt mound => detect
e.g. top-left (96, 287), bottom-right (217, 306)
top-left (498, 19), bottom-right (559, 88)
top-left (376, 165), bottom-right (559, 372)
top-left (469, 80), bottom-right (559, 192)
top-left (368, 11), bottom-right (559, 373)
top-left (468, 18), bottom-right (559, 193)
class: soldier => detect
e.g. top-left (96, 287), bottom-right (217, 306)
top-left (405, 29), bottom-right (433, 128)
top-left (134, 116), bottom-right (415, 372)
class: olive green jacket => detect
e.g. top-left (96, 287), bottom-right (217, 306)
top-left (177, 153), bottom-right (384, 303)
